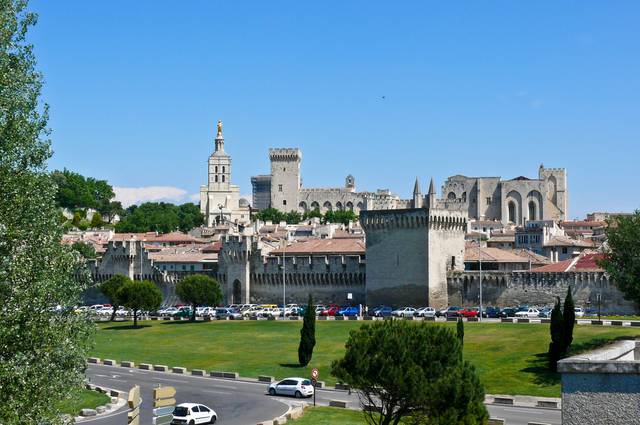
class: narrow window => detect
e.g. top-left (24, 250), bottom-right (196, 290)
top-left (222, 166), bottom-right (226, 173)
top-left (215, 166), bottom-right (218, 173)
top-left (278, 184), bottom-right (283, 192)
top-left (283, 200), bottom-right (287, 206)
top-left (222, 175), bottom-right (225, 182)
top-left (215, 175), bottom-right (218, 182)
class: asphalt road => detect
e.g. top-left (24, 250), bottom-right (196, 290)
top-left (85, 364), bottom-right (561, 425)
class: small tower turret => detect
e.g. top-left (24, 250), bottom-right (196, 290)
top-left (427, 177), bottom-right (437, 208)
top-left (412, 178), bottom-right (423, 208)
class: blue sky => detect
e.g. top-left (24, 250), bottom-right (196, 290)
top-left (31, 1), bottom-right (639, 217)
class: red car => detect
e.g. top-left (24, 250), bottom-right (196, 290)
top-left (320, 304), bottom-right (340, 316)
top-left (458, 307), bottom-right (479, 318)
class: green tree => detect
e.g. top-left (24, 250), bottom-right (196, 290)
top-left (118, 280), bottom-right (162, 328)
top-left (562, 287), bottom-right (575, 355)
top-left (332, 321), bottom-right (487, 425)
top-left (175, 275), bottom-right (223, 321)
top-left (548, 297), bottom-right (564, 372)
top-left (0, 1), bottom-right (94, 422)
top-left (599, 211), bottom-right (640, 306)
top-left (90, 212), bottom-right (103, 228)
top-left (254, 207), bottom-right (285, 223)
top-left (71, 241), bottom-right (96, 259)
top-left (284, 210), bottom-right (302, 224)
top-left (101, 200), bottom-right (124, 224)
top-left (303, 208), bottom-right (322, 220)
top-left (298, 294), bottom-right (316, 366)
top-left (456, 316), bottom-right (464, 347)
top-left (115, 202), bottom-right (203, 233)
top-left (324, 209), bottom-right (358, 225)
top-left (101, 275), bottom-right (132, 322)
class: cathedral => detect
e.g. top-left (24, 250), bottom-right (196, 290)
top-left (199, 121), bottom-right (250, 226)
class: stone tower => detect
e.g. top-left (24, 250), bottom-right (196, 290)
top-left (538, 164), bottom-right (568, 221)
top-left (269, 148), bottom-right (301, 212)
top-left (208, 121), bottom-right (231, 193)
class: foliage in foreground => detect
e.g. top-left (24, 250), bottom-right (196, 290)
top-left (0, 1), bottom-right (94, 423)
top-left (332, 320), bottom-right (487, 425)
top-left (599, 210), bottom-right (640, 306)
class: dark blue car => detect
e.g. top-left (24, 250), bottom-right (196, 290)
top-left (482, 306), bottom-right (501, 318)
top-left (370, 306), bottom-right (393, 317)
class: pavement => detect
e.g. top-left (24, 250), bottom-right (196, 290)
top-left (85, 364), bottom-right (561, 425)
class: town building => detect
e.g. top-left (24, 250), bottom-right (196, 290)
top-left (199, 121), bottom-right (251, 226)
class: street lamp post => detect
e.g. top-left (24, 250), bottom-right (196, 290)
top-left (478, 233), bottom-right (483, 322)
top-left (283, 241), bottom-right (286, 320)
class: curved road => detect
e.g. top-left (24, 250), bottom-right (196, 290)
top-left (85, 364), bottom-right (560, 425)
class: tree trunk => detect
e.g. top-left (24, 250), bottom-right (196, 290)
top-left (110, 305), bottom-right (117, 322)
top-left (191, 304), bottom-right (196, 322)
top-left (133, 309), bottom-right (138, 328)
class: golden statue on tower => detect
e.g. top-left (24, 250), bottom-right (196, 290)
top-left (217, 120), bottom-right (223, 138)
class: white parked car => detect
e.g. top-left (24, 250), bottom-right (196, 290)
top-left (574, 307), bottom-right (585, 318)
top-left (267, 377), bottom-right (314, 398)
top-left (199, 307), bottom-right (217, 318)
top-left (260, 307), bottom-right (282, 318)
top-left (515, 308), bottom-right (540, 318)
top-left (115, 306), bottom-right (129, 317)
top-left (392, 307), bottom-right (416, 317)
top-left (171, 402), bottom-right (217, 424)
top-left (243, 306), bottom-right (263, 317)
top-left (415, 307), bottom-right (436, 317)
top-left (97, 307), bottom-right (113, 316)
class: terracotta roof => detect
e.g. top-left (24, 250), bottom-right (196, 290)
top-left (488, 234), bottom-right (515, 242)
top-left (150, 253), bottom-right (218, 263)
top-left (529, 252), bottom-right (605, 273)
top-left (465, 247), bottom-right (533, 263)
top-left (560, 220), bottom-right (607, 228)
top-left (113, 231), bottom-right (205, 244)
top-left (512, 249), bottom-right (551, 265)
top-left (270, 238), bottom-right (365, 255)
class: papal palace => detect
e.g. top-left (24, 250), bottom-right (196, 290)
top-left (77, 121), bottom-right (635, 314)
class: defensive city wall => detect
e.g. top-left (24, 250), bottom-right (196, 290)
top-left (447, 270), bottom-right (637, 314)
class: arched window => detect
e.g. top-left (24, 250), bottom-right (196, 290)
top-left (508, 201), bottom-right (516, 223)
top-left (215, 175), bottom-right (218, 183)
top-left (447, 192), bottom-right (456, 200)
top-left (528, 201), bottom-right (536, 221)
top-left (222, 175), bottom-right (225, 183)
top-left (323, 201), bottom-right (332, 212)
top-left (346, 201), bottom-right (354, 211)
top-left (222, 166), bottom-right (226, 173)
top-left (461, 192), bottom-right (467, 202)
top-left (215, 166), bottom-right (218, 173)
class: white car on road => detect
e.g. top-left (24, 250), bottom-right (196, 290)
top-left (268, 377), bottom-right (314, 398)
top-left (515, 308), bottom-right (540, 318)
top-left (574, 307), bottom-right (585, 318)
top-left (171, 402), bottom-right (217, 424)
top-left (392, 307), bottom-right (416, 318)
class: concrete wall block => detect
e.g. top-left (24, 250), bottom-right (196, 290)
top-left (222, 372), bottom-right (239, 379)
top-left (96, 406), bottom-right (107, 414)
top-left (631, 321), bottom-right (640, 327)
top-left (210, 371), bottom-right (225, 377)
top-left (153, 364), bottom-right (169, 372)
top-left (467, 317), bottom-right (479, 322)
top-left (493, 397), bottom-right (514, 405)
top-left (103, 359), bottom-right (117, 366)
top-left (446, 317), bottom-right (458, 322)
top-left (80, 408), bottom-right (97, 417)
top-left (611, 320), bottom-right (623, 326)
top-left (258, 375), bottom-right (275, 383)
top-left (172, 367), bottom-right (187, 374)
top-left (536, 400), bottom-right (558, 408)
top-left (335, 383), bottom-right (350, 391)
top-left (139, 363), bottom-right (152, 370)
top-left (88, 357), bottom-right (101, 364)
top-left (121, 361), bottom-right (135, 368)
top-left (192, 369), bottom-right (206, 376)
top-left (541, 318), bottom-right (551, 324)
top-left (329, 400), bottom-right (348, 408)
top-left (487, 419), bottom-right (505, 425)
top-left (517, 318), bottom-right (530, 323)
top-left (110, 389), bottom-right (123, 398)
top-left (501, 318), bottom-right (514, 323)
top-left (314, 380), bottom-right (325, 388)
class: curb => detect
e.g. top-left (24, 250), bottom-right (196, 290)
top-left (75, 383), bottom-right (127, 422)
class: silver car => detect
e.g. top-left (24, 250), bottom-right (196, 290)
top-left (268, 377), bottom-right (314, 398)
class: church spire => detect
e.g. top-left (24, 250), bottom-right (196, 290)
top-left (428, 177), bottom-right (436, 195)
top-left (413, 178), bottom-right (421, 196)
top-left (214, 119), bottom-right (225, 153)
top-left (427, 177), bottom-right (436, 208)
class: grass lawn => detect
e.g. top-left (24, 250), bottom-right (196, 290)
top-left (290, 407), bottom-right (365, 425)
top-left (91, 320), bottom-right (640, 397)
top-left (58, 388), bottom-right (111, 416)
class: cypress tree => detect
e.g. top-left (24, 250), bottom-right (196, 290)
top-left (548, 297), bottom-right (564, 372)
top-left (562, 286), bottom-right (576, 355)
top-left (456, 316), bottom-right (464, 346)
top-left (298, 294), bottom-right (316, 366)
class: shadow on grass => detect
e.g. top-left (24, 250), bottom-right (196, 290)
top-left (520, 336), bottom-right (635, 387)
top-left (102, 324), bottom-right (152, 331)
top-left (279, 363), bottom-right (305, 368)
top-left (160, 320), bottom-right (204, 325)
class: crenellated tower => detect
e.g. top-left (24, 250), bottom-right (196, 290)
top-left (269, 148), bottom-right (302, 212)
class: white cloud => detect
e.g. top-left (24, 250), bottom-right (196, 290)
top-left (114, 186), bottom-right (199, 207)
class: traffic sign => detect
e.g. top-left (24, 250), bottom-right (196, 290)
top-left (128, 385), bottom-right (140, 409)
top-left (154, 397), bottom-right (177, 408)
top-left (311, 368), bottom-right (319, 380)
top-left (153, 386), bottom-right (176, 400)
top-left (153, 406), bottom-right (175, 416)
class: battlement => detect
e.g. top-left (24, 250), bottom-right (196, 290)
top-left (269, 148), bottom-right (302, 161)
top-left (300, 188), bottom-right (351, 193)
top-left (361, 208), bottom-right (467, 231)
